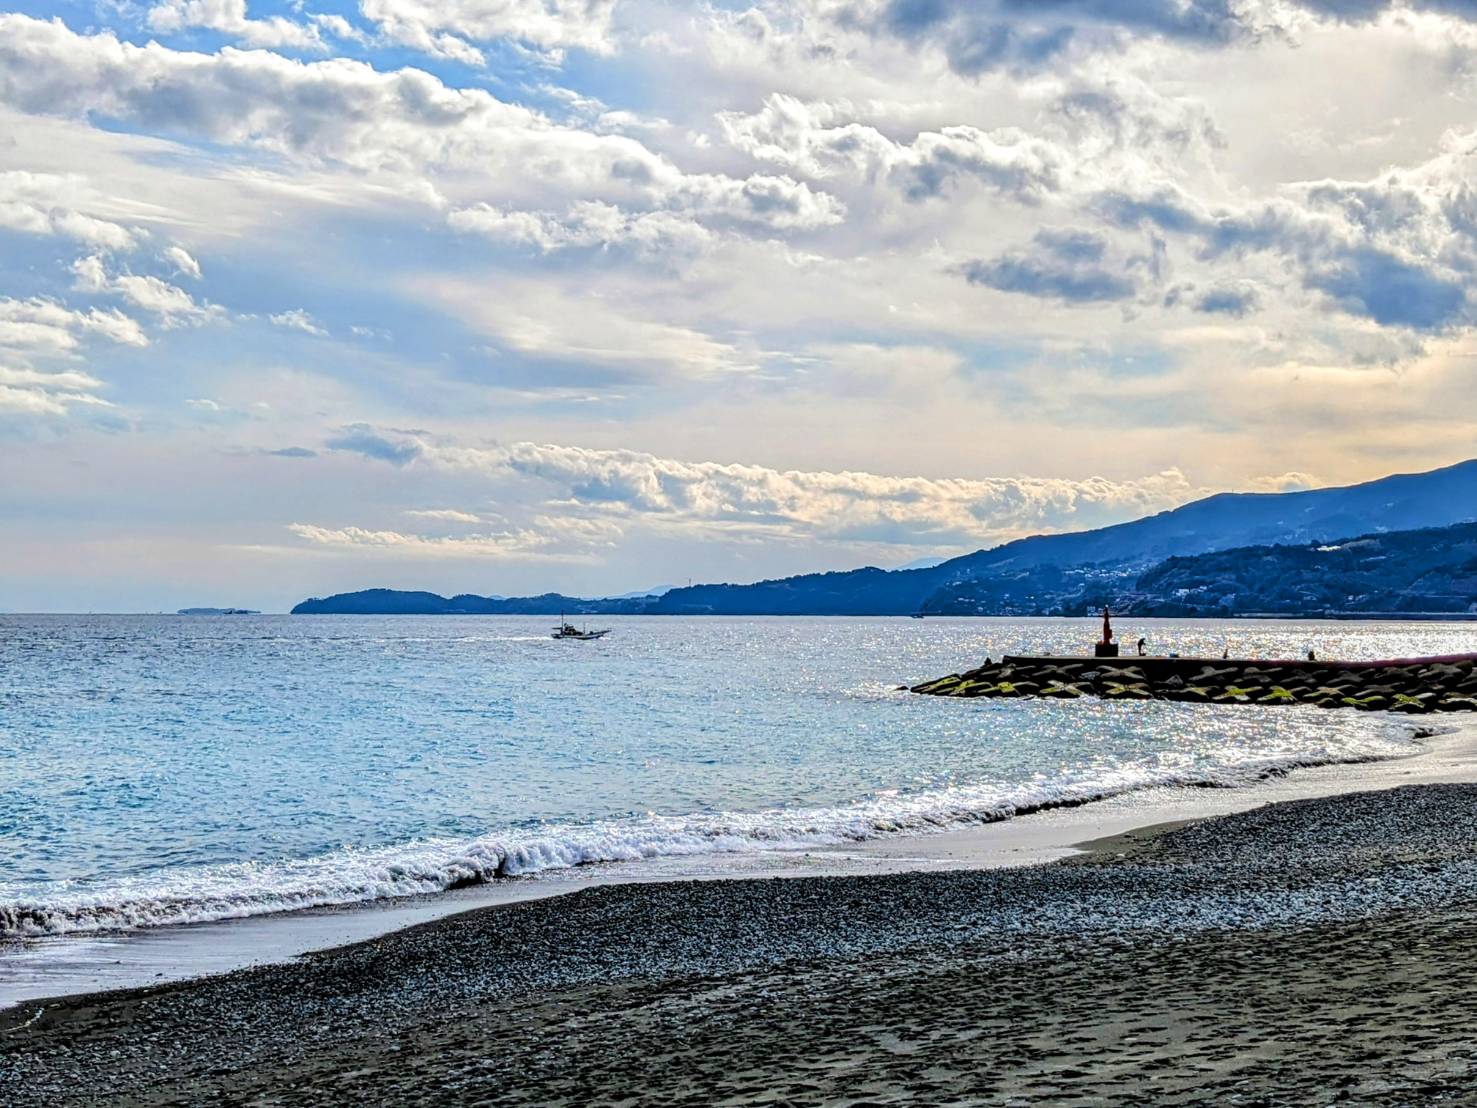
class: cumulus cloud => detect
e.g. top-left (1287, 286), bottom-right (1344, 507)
top-left (961, 228), bottom-right (1139, 303)
top-left (717, 84), bottom-right (1477, 332)
top-left (0, 362), bottom-right (110, 416)
top-left (1100, 164), bottom-right (1477, 331)
top-left (0, 15), bottom-right (842, 246)
top-left (335, 431), bottom-right (1212, 548)
top-left (1296, 0), bottom-right (1477, 24)
top-left (0, 297), bottom-right (148, 355)
top-left (1244, 471), bottom-right (1321, 493)
top-left (146, 0), bottom-right (325, 50)
top-left (0, 170), bottom-right (138, 250)
top-left (286, 520), bottom-right (599, 560)
top-left (406, 507), bottom-right (486, 523)
top-left (720, 94), bottom-right (1065, 203)
top-left (325, 422), bottom-right (425, 466)
top-left (841, 0), bottom-right (1258, 76)
top-left (71, 255), bottom-right (221, 325)
top-left (5, 2), bottom-right (1477, 596)
top-left (0, 16), bottom-right (536, 174)
top-left (0, 316), bottom-right (119, 417)
top-left (845, 0), bottom-right (1477, 76)
top-left (447, 201), bottom-right (714, 258)
top-left (162, 246), bottom-right (203, 279)
top-left (357, 0), bottom-right (619, 65)
top-left (269, 308), bottom-right (327, 335)
top-left (1051, 77), bottom-right (1226, 167)
top-left (446, 179), bottom-right (840, 258)
top-left (1191, 281), bottom-right (1262, 317)
top-left (1163, 279), bottom-right (1263, 317)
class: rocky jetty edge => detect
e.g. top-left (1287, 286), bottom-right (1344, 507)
top-left (910, 652), bottom-right (1477, 713)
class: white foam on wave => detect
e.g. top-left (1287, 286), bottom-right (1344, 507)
top-left (0, 731), bottom-right (1417, 940)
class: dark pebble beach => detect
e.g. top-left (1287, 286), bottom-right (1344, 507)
top-left (7, 784), bottom-right (1477, 1105)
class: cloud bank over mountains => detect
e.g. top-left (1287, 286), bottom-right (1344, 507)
top-left (299, 426), bottom-right (1312, 564)
top-left (2, 0), bottom-right (1476, 608)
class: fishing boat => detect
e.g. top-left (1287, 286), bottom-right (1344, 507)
top-left (552, 616), bottom-right (610, 640)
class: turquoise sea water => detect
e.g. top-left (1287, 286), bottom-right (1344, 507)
top-left (1, 614), bottom-right (1469, 937)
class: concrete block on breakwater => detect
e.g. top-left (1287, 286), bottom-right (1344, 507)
top-left (910, 654), bottom-right (1477, 713)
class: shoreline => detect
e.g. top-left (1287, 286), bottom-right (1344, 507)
top-left (9, 776), bottom-right (1477, 1102)
top-left (3, 715), bottom-right (1475, 1014)
top-left (842, 715), bottom-right (1477, 869)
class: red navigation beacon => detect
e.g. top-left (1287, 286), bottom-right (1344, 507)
top-left (1095, 606), bottom-right (1120, 658)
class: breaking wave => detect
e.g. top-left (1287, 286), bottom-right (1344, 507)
top-left (0, 743), bottom-right (1413, 939)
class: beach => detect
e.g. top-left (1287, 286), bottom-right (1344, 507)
top-left (1, 710), bottom-right (1465, 1012)
top-left (5, 617), bottom-right (1477, 1105)
top-left (6, 0), bottom-right (1477, 1098)
top-left (8, 771), bottom-right (1477, 1105)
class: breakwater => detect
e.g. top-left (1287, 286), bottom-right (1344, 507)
top-left (911, 654), bottom-right (1477, 713)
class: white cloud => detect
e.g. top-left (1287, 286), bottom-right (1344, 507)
top-left (0, 170), bottom-right (138, 250)
top-left (1096, 149), bottom-right (1477, 332)
top-left (0, 383), bottom-right (72, 416)
top-left (0, 15), bottom-right (842, 243)
top-left (146, 0), bottom-right (325, 51)
top-left (0, 364), bottom-right (103, 391)
top-left (286, 521), bottom-right (585, 560)
top-left (0, 297), bottom-right (142, 419)
top-left (312, 14), bottom-right (370, 45)
top-left (405, 508), bottom-right (486, 523)
top-left (709, 82), bottom-right (1477, 334)
top-left (339, 431), bottom-right (1210, 548)
top-left (444, 178), bottom-right (840, 260)
top-left (1244, 471), bottom-right (1321, 493)
top-left (269, 308), bottom-right (327, 335)
top-left (447, 201), bottom-right (715, 258)
top-left (357, 0), bottom-right (619, 65)
top-left (806, 0), bottom-right (1443, 80)
top-left (162, 245), bottom-right (203, 279)
top-left (0, 16), bottom-right (588, 179)
top-left (0, 362), bottom-right (110, 415)
top-left (71, 254), bottom-right (221, 325)
top-left (720, 94), bottom-right (1066, 203)
top-left (6, 4), bottom-right (1477, 608)
top-left (424, 276), bottom-right (754, 379)
top-left (0, 297), bottom-right (149, 354)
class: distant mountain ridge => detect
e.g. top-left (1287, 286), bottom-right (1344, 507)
top-left (1119, 522), bottom-right (1477, 617)
top-left (291, 590), bottom-right (639, 616)
top-left (929, 521), bottom-right (1477, 617)
top-left (291, 459), bottom-right (1477, 616)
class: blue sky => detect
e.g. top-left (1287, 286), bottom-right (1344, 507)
top-left (3, 0), bottom-right (1476, 611)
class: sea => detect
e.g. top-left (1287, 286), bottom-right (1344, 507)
top-left (1, 614), bottom-right (1471, 944)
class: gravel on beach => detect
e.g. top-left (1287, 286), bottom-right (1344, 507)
top-left (6, 784), bottom-right (1477, 1105)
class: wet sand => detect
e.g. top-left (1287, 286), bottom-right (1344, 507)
top-left (6, 718), bottom-right (1468, 1011)
top-left (7, 783), bottom-right (1477, 1104)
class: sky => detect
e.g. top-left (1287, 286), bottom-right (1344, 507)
top-left (3, 1), bottom-right (1477, 612)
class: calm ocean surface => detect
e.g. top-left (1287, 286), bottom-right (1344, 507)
top-left (2, 614), bottom-right (1470, 938)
